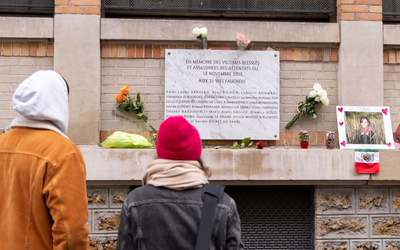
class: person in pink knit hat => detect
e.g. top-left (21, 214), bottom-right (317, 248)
top-left (117, 116), bottom-right (244, 250)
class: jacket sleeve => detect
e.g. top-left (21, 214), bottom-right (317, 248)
top-left (225, 198), bottom-right (244, 250)
top-left (43, 153), bottom-right (89, 250)
top-left (117, 201), bottom-right (135, 250)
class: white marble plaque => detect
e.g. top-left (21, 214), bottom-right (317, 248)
top-left (165, 49), bottom-right (280, 140)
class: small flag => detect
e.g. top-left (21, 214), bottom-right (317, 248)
top-left (355, 149), bottom-right (379, 173)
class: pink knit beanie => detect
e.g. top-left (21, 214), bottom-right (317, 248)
top-left (156, 116), bottom-right (202, 160)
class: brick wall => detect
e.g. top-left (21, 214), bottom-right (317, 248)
top-left (337, 0), bottom-right (382, 21)
top-left (0, 57), bottom-right (54, 131)
top-left (315, 186), bottom-right (400, 250)
top-left (101, 44), bottom-right (339, 146)
top-left (55, 0), bottom-right (101, 15)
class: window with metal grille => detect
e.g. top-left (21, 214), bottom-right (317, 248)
top-left (0, 0), bottom-right (54, 16)
top-left (225, 186), bottom-right (314, 250)
top-left (103, 0), bottom-right (336, 22)
top-left (383, 0), bottom-right (400, 22)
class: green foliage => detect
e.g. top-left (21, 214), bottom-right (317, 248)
top-left (232, 137), bottom-right (252, 149)
top-left (299, 131), bottom-right (310, 143)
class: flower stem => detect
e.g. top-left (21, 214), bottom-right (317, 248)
top-left (285, 113), bottom-right (300, 129)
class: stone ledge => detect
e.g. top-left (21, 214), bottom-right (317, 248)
top-left (101, 19), bottom-right (340, 43)
top-left (78, 146), bottom-right (400, 181)
top-left (0, 17), bottom-right (53, 38)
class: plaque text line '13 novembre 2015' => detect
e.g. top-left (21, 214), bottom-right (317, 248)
top-left (165, 49), bottom-right (280, 140)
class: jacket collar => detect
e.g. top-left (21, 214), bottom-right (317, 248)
top-left (10, 116), bottom-right (69, 139)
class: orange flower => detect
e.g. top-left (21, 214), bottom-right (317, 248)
top-left (120, 86), bottom-right (129, 95)
top-left (115, 93), bottom-right (126, 102)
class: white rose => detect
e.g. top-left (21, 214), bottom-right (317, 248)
top-left (309, 90), bottom-right (317, 98)
top-left (313, 83), bottom-right (322, 92)
top-left (199, 27), bottom-right (207, 37)
top-left (318, 89), bottom-right (327, 98)
top-left (315, 96), bottom-right (321, 102)
top-left (192, 27), bottom-right (201, 36)
top-left (321, 97), bottom-right (329, 106)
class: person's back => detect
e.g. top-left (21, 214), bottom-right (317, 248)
top-left (117, 116), bottom-right (244, 250)
top-left (118, 185), bottom-right (241, 250)
top-left (0, 70), bottom-right (89, 250)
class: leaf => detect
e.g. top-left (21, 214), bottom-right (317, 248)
top-left (248, 142), bottom-right (253, 147)
top-left (117, 107), bottom-right (128, 113)
top-left (232, 141), bottom-right (238, 148)
top-left (215, 146), bottom-right (220, 149)
top-left (240, 143), bottom-right (245, 149)
top-left (242, 137), bottom-right (251, 144)
top-left (137, 93), bottom-right (141, 102)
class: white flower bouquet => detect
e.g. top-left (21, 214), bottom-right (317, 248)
top-left (285, 83), bottom-right (329, 129)
top-left (192, 27), bottom-right (208, 49)
top-left (236, 34), bottom-right (250, 51)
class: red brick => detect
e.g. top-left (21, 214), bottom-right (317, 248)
top-left (101, 44), bottom-right (109, 58)
top-left (286, 47), bottom-right (293, 61)
top-left (184, 45), bottom-right (192, 49)
top-left (143, 131), bottom-right (151, 142)
top-left (55, 0), bottom-right (68, 4)
top-left (339, 5), bottom-right (368, 13)
top-left (21, 43), bottom-right (29, 56)
top-left (355, 0), bottom-right (381, 4)
top-left (331, 48), bottom-right (338, 62)
top-left (268, 140), bottom-right (277, 146)
top-left (310, 132), bottom-right (317, 146)
top-left (356, 13), bottom-right (382, 21)
top-left (389, 50), bottom-right (396, 64)
top-left (169, 45), bottom-right (177, 49)
top-left (136, 45), bottom-right (144, 58)
top-left (285, 132), bottom-right (293, 146)
top-left (30, 43), bottom-right (38, 56)
top-left (369, 6), bottom-right (382, 13)
top-left (3, 43), bottom-right (11, 56)
top-left (153, 45), bottom-right (161, 58)
top-left (316, 48), bottom-right (323, 61)
top-left (294, 48), bottom-right (301, 61)
top-left (100, 130), bottom-right (108, 143)
top-left (177, 45), bottom-right (184, 49)
top-left (144, 45), bottom-right (152, 58)
top-left (127, 45), bottom-right (135, 58)
top-left (317, 132), bottom-right (325, 145)
top-left (383, 50), bottom-right (388, 64)
top-left (277, 47), bottom-right (285, 61)
top-left (55, 6), bottom-right (84, 14)
top-left (12, 43), bottom-right (20, 56)
top-left (209, 45), bottom-right (236, 50)
top-left (337, 0), bottom-right (355, 5)
top-left (323, 48), bottom-right (330, 62)
top-left (309, 48), bottom-right (316, 61)
top-left (118, 45), bottom-right (126, 58)
top-left (47, 43), bottom-right (54, 57)
top-left (396, 51), bottom-right (400, 64)
top-left (38, 43), bottom-right (46, 57)
top-left (301, 48), bottom-right (308, 61)
top-left (277, 131), bottom-right (285, 146)
top-left (193, 45), bottom-right (201, 50)
top-left (110, 44), bottom-right (118, 58)
top-left (293, 131), bottom-right (300, 145)
top-left (339, 13), bottom-right (355, 21)
top-left (85, 7), bottom-right (100, 15)
top-left (71, 0), bottom-right (100, 5)
top-left (161, 45), bottom-right (168, 58)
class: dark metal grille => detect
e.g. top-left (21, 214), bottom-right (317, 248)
top-left (104, 0), bottom-right (334, 13)
top-left (383, 0), bottom-right (400, 15)
top-left (0, 0), bottom-right (54, 8)
top-left (225, 186), bottom-right (314, 250)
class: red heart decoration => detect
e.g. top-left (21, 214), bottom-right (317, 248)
top-left (338, 107), bottom-right (343, 112)
top-left (340, 141), bottom-right (346, 147)
top-left (387, 142), bottom-right (391, 147)
top-left (339, 122), bottom-right (344, 126)
top-left (382, 108), bottom-right (388, 115)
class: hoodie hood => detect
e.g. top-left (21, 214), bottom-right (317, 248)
top-left (12, 70), bottom-right (69, 134)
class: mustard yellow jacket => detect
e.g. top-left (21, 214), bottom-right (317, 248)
top-left (0, 127), bottom-right (89, 250)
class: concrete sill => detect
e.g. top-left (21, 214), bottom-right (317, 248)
top-left (79, 145), bottom-right (400, 182)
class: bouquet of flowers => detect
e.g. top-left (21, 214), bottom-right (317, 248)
top-left (285, 83), bottom-right (329, 129)
top-left (236, 34), bottom-right (250, 51)
top-left (115, 86), bottom-right (157, 135)
top-left (192, 27), bottom-right (208, 49)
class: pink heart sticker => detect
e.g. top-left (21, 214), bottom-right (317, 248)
top-left (338, 107), bottom-right (343, 112)
top-left (339, 122), bottom-right (344, 126)
top-left (387, 142), bottom-right (391, 147)
top-left (382, 108), bottom-right (388, 115)
top-left (340, 141), bottom-right (346, 147)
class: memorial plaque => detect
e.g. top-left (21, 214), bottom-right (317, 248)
top-left (165, 49), bottom-right (279, 140)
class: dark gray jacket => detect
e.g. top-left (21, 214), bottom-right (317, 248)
top-left (117, 185), bottom-right (244, 250)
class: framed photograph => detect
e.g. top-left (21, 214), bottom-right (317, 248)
top-left (336, 106), bottom-right (394, 150)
